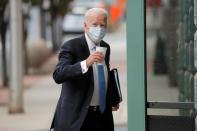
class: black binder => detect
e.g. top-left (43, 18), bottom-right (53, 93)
top-left (110, 68), bottom-right (122, 106)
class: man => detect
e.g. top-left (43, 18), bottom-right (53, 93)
top-left (50, 8), bottom-right (119, 131)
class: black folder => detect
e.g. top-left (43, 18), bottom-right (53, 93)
top-left (110, 68), bottom-right (122, 106)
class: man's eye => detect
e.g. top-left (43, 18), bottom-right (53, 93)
top-left (92, 24), bottom-right (97, 27)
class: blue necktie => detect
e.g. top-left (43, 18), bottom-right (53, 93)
top-left (97, 64), bottom-right (106, 113)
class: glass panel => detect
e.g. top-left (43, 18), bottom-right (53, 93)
top-left (146, 0), bottom-right (196, 115)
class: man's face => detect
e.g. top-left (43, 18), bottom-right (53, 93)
top-left (84, 13), bottom-right (107, 33)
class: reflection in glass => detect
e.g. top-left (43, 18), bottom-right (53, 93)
top-left (146, 0), bottom-right (196, 115)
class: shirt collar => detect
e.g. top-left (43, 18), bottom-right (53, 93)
top-left (85, 33), bottom-right (100, 51)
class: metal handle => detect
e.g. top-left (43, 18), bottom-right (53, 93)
top-left (147, 101), bottom-right (195, 109)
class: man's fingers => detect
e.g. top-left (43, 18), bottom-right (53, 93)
top-left (91, 53), bottom-right (104, 62)
top-left (94, 56), bottom-right (104, 62)
top-left (112, 104), bottom-right (120, 111)
top-left (86, 52), bottom-right (104, 67)
top-left (92, 52), bottom-right (104, 58)
top-left (112, 106), bottom-right (119, 111)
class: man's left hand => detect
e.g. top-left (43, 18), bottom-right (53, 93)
top-left (112, 104), bottom-right (120, 111)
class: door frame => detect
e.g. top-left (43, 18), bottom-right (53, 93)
top-left (127, 0), bottom-right (146, 131)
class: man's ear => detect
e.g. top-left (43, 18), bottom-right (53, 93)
top-left (84, 22), bottom-right (88, 32)
top-left (84, 22), bottom-right (87, 28)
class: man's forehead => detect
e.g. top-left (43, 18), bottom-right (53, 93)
top-left (87, 17), bottom-right (106, 25)
top-left (85, 8), bottom-right (107, 17)
top-left (87, 13), bottom-right (106, 21)
top-left (88, 13), bottom-right (105, 19)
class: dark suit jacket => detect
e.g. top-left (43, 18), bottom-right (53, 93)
top-left (50, 35), bottom-right (114, 131)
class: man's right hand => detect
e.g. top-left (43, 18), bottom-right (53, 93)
top-left (86, 52), bottom-right (104, 68)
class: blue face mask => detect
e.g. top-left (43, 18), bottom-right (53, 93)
top-left (88, 26), bottom-right (106, 43)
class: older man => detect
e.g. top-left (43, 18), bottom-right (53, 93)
top-left (50, 8), bottom-right (119, 131)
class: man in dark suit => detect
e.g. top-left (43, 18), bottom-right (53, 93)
top-left (50, 8), bottom-right (119, 131)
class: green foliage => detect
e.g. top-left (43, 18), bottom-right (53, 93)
top-left (23, 0), bottom-right (42, 5)
top-left (50, 0), bottom-right (73, 15)
top-left (0, 0), bottom-right (7, 7)
top-left (57, 0), bottom-right (73, 14)
top-left (0, 0), bottom-right (73, 15)
top-left (30, 0), bottom-right (42, 5)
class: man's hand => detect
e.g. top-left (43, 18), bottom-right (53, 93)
top-left (112, 104), bottom-right (120, 111)
top-left (86, 52), bottom-right (104, 67)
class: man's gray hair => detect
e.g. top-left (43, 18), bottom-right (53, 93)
top-left (84, 8), bottom-right (108, 22)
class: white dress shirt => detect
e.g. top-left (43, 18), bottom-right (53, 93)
top-left (80, 33), bottom-right (108, 106)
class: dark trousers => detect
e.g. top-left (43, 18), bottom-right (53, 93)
top-left (80, 108), bottom-right (112, 131)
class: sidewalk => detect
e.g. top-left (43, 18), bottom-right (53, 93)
top-left (0, 53), bottom-right (128, 131)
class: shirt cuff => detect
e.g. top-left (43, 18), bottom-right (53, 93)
top-left (80, 60), bottom-right (88, 74)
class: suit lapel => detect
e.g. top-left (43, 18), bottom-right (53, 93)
top-left (80, 35), bottom-right (90, 59)
top-left (100, 41), bottom-right (106, 48)
top-left (80, 35), bottom-right (94, 75)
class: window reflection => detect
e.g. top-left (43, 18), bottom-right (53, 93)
top-left (146, 0), bottom-right (196, 105)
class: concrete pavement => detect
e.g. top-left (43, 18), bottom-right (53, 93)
top-left (0, 74), bottom-right (128, 131)
top-left (0, 75), bottom-right (58, 131)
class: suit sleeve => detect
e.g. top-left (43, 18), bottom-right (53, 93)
top-left (53, 43), bottom-right (83, 84)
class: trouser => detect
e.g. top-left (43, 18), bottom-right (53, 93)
top-left (80, 106), bottom-right (112, 131)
